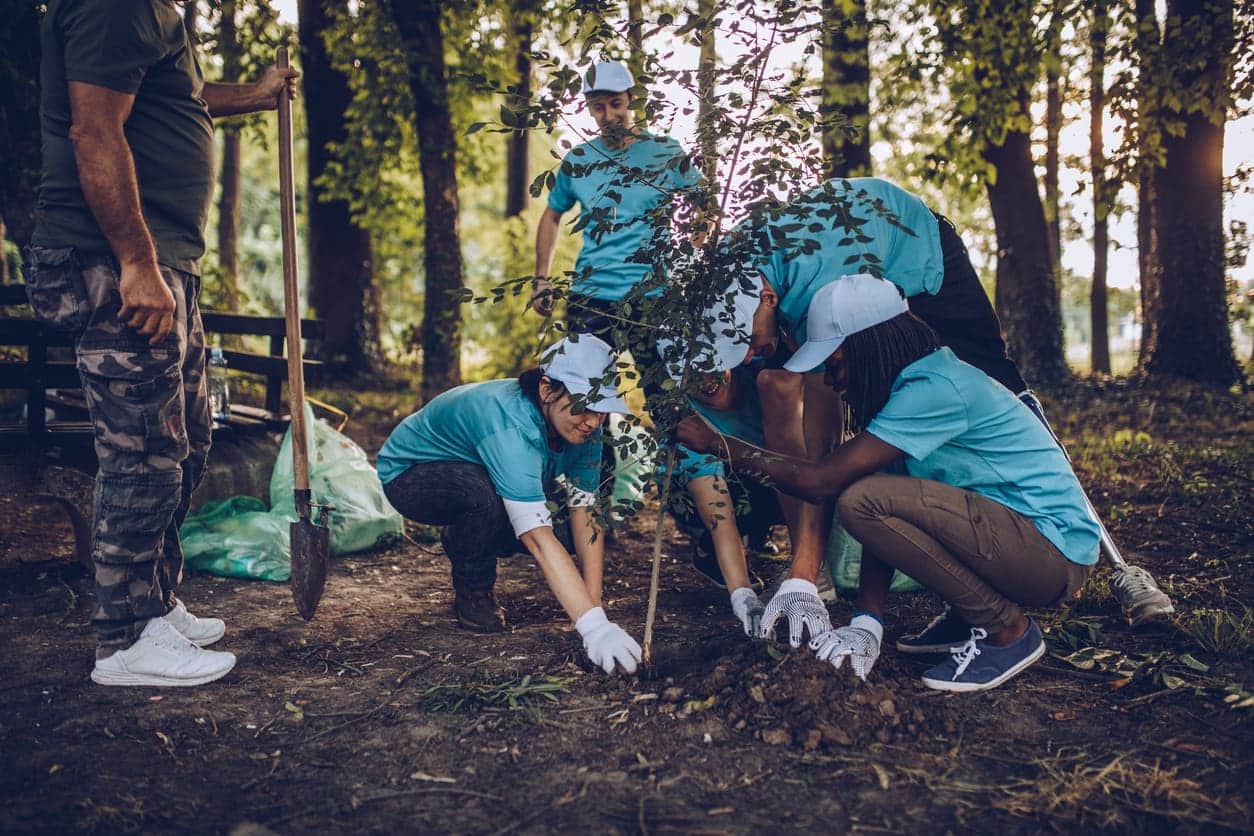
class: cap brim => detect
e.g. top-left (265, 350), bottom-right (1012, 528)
top-left (783, 336), bottom-right (843, 373)
top-left (563, 381), bottom-right (631, 415)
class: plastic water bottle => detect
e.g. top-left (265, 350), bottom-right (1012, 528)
top-left (208, 346), bottom-right (230, 422)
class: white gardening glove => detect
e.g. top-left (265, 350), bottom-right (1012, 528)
top-left (729, 587), bottom-right (764, 638)
top-left (575, 607), bottom-right (642, 675)
top-left (758, 578), bottom-right (833, 647)
top-left (809, 614), bottom-right (884, 680)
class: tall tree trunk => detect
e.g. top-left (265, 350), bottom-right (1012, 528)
top-left (183, 0), bottom-right (198, 41)
top-left (1135, 0), bottom-right (1160, 364)
top-left (0, 217), bottom-right (8, 283)
top-left (390, 0), bottom-right (464, 401)
top-left (217, 0), bottom-right (242, 312)
top-left (820, 0), bottom-right (871, 178)
top-left (299, 0), bottom-right (382, 373)
top-left (505, 0), bottom-right (534, 219)
top-left (984, 123), bottom-right (1070, 385)
top-left (696, 0), bottom-right (719, 184)
top-left (1044, 1), bottom-right (1062, 270)
top-left (0, 1), bottom-right (42, 250)
top-left (1089, 0), bottom-right (1110, 374)
top-left (627, 0), bottom-right (646, 127)
top-left (1141, 0), bottom-right (1238, 383)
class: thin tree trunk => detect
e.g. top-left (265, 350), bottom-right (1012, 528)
top-left (505, 0), bottom-right (534, 219)
top-left (1142, 0), bottom-right (1237, 383)
top-left (984, 123), bottom-right (1070, 385)
top-left (820, 0), bottom-right (871, 178)
top-left (696, 0), bottom-right (719, 184)
top-left (299, 0), bottom-right (382, 373)
top-left (183, 0), bottom-right (198, 41)
top-left (0, 217), bottom-right (8, 283)
top-left (1135, 0), bottom-right (1160, 365)
top-left (390, 0), bottom-right (464, 401)
top-left (627, 0), bottom-right (646, 127)
top-left (1044, 1), bottom-right (1062, 270)
top-left (217, 0), bottom-right (241, 312)
top-left (1089, 0), bottom-right (1110, 374)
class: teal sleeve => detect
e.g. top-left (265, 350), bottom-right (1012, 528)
top-left (61, 0), bottom-right (166, 94)
top-left (478, 428), bottom-right (547, 502)
top-left (865, 372), bottom-right (969, 461)
top-left (547, 158), bottom-right (577, 213)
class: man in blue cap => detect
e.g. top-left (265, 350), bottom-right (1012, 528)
top-left (531, 60), bottom-right (702, 337)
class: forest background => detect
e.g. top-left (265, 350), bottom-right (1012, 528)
top-left (0, 0), bottom-right (1250, 397)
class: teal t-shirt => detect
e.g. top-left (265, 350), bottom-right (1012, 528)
top-left (675, 363), bottom-right (766, 482)
top-left (864, 348), bottom-right (1100, 565)
top-left (33, 0), bottom-right (215, 275)
top-left (740, 177), bottom-right (943, 344)
top-left (548, 133), bottom-right (700, 301)
top-left (376, 380), bottom-right (603, 503)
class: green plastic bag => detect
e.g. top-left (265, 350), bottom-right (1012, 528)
top-left (269, 404), bottom-right (404, 555)
top-left (183, 405), bottom-right (403, 581)
top-left (181, 496), bottom-right (295, 581)
top-left (825, 511), bottom-right (923, 594)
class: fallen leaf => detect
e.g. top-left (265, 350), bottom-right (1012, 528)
top-left (872, 764), bottom-right (890, 790)
top-left (1052, 711), bottom-right (1075, 721)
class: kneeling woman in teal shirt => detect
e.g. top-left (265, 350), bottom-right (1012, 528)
top-left (377, 336), bottom-right (642, 675)
top-left (677, 276), bottom-right (1099, 692)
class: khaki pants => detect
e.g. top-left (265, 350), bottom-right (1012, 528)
top-left (838, 475), bottom-right (1090, 632)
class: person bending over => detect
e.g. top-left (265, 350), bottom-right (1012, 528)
top-left (678, 276), bottom-right (1099, 692)
top-left (377, 336), bottom-right (641, 675)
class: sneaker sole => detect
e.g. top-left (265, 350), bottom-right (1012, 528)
top-left (90, 659), bottom-right (236, 687)
top-left (920, 640), bottom-right (1046, 693)
top-left (181, 627), bottom-right (226, 648)
top-left (1127, 598), bottom-right (1175, 628)
top-left (896, 640), bottom-right (963, 655)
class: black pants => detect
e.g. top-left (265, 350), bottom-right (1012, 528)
top-left (383, 461), bottom-right (571, 589)
top-left (908, 214), bottom-right (1028, 394)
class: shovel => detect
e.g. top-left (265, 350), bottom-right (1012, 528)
top-left (276, 46), bottom-right (331, 620)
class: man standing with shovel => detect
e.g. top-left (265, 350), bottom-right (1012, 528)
top-left (24, 0), bottom-right (297, 686)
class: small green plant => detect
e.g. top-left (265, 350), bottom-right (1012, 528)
top-left (1180, 602), bottom-right (1254, 656)
top-left (417, 673), bottom-right (571, 723)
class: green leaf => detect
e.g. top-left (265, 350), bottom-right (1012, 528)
top-left (1179, 654), bottom-right (1210, 673)
top-left (465, 122), bottom-right (487, 136)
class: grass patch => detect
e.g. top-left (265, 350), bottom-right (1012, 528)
top-left (417, 674), bottom-right (571, 723)
top-left (1179, 600), bottom-right (1254, 656)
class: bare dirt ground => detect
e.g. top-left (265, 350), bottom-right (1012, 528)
top-left (1, 379), bottom-right (1251, 835)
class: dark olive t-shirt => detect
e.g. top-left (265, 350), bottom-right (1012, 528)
top-left (32, 0), bottom-right (214, 275)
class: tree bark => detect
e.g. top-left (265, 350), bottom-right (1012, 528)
top-left (0, 0), bottom-right (41, 249)
top-left (983, 124), bottom-right (1070, 385)
top-left (1044, 1), bottom-right (1062, 270)
top-left (505, 0), bottom-right (534, 219)
top-left (216, 0), bottom-right (241, 312)
top-left (696, 0), bottom-right (719, 184)
top-left (820, 0), bottom-right (871, 178)
top-left (627, 0), bottom-right (646, 127)
top-left (389, 0), bottom-right (465, 401)
top-left (299, 0), bottom-right (382, 373)
top-left (183, 0), bottom-right (198, 41)
top-left (1135, 0), bottom-right (1160, 364)
top-left (1089, 0), bottom-right (1110, 374)
top-left (1141, 0), bottom-right (1238, 383)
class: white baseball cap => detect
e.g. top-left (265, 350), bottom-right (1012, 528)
top-left (688, 273), bottom-right (762, 372)
top-left (582, 61), bottom-right (634, 94)
top-left (783, 274), bottom-right (910, 373)
top-left (541, 334), bottom-right (631, 414)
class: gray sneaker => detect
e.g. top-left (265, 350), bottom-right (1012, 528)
top-left (1111, 565), bottom-right (1175, 627)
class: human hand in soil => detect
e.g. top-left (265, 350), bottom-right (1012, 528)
top-left (809, 614), bottom-right (883, 680)
top-left (575, 606), bottom-right (642, 674)
top-left (730, 587), bottom-right (765, 637)
top-left (758, 579), bottom-right (832, 647)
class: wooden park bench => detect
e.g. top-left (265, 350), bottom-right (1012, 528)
top-left (0, 282), bottom-right (325, 568)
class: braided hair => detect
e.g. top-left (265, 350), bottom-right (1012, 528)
top-left (842, 312), bottom-right (941, 434)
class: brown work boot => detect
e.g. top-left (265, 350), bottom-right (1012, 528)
top-left (453, 586), bottom-right (507, 633)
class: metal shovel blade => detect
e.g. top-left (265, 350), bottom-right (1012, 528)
top-left (290, 517), bottom-right (330, 620)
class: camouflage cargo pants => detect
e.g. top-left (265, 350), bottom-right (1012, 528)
top-left (22, 246), bottom-right (212, 657)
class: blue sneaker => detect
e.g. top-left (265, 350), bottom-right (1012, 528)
top-left (920, 620), bottom-right (1045, 693)
top-left (896, 605), bottom-right (972, 654)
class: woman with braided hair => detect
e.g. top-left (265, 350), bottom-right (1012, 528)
top-left (677, 275), bottom-right (1099, 692)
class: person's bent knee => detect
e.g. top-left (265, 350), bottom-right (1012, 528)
top-left (755, 368), bottom-right (800, 406)
top-left (835, 474), bottom-right (897, 535)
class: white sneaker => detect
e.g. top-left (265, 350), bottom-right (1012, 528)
top-left (1111, 565), bottom-right (1175, 627)
top-left (91, 617), bottom-right (236, 687)
top-left (164, 598), bottom-right (226, 647)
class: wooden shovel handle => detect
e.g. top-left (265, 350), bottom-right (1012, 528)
top-left (276, 46), bottom-right (310, 499)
